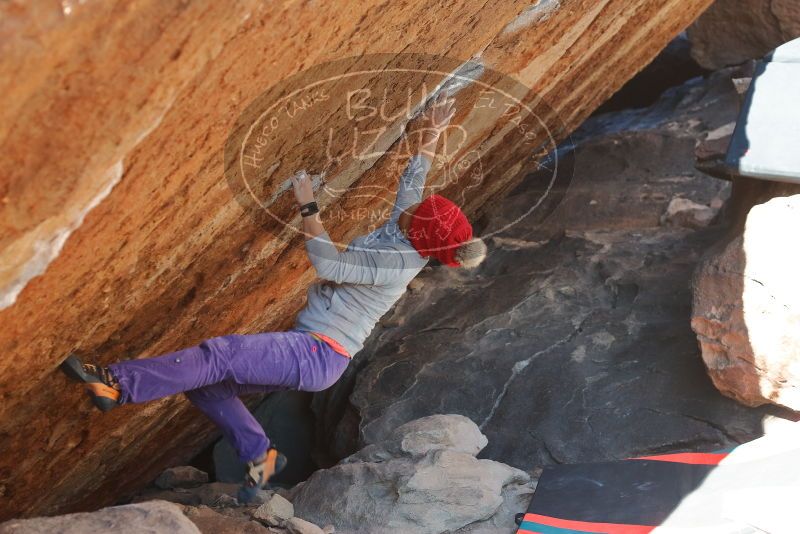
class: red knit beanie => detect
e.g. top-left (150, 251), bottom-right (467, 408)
top-left (408, 194), bottom-right (473, 267)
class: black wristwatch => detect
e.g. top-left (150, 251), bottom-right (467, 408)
top-left (299, 201), bottom-right (319, 217)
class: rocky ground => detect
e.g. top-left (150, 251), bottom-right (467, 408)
top-left (0, 415), bottom-right (527, 534)
top-left (312, 68), bottom-right (783, 471)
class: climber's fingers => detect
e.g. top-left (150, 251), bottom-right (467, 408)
top-left (440, 104), bottom-right (456, 125)
top-left (431, 96), bottom-right (456, 130)
top-left (291, 170), bottom-right (315, 205)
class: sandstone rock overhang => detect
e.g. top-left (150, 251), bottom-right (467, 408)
top-left (0, 0), bottom-right (713, 519)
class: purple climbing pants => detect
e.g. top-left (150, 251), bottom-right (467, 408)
top-left (108, 330), bottom-right (348, 463)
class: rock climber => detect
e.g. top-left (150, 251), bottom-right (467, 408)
top-left (61, 93), bottom-right (487, 502)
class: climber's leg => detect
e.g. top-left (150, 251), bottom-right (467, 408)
top-left (185, 381), bottom-right (276, 463)
top-left (108, 330), bottom-right (348, 404)
top-left (186, 381), bottom-right (288, 499)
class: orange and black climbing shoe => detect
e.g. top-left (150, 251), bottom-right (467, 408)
top-left (244, 448), bottom-right (288, 489)
top-left (238, 448), bottom-right (288, 503)
top-left (60, 354), bottom-right (120, 412)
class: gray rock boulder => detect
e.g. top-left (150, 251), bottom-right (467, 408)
top-left (355, 412), bottom-right (488, 460)
top-left (253, 493), bottom-right (295, 524)
top-left (291, 415), bottom-right (533, 534)
top-left (285, 517), bottom-right (326, 534)
top-left (0, 501), bottom-right (200, 534)
top-left (455, 477), bottom-right (537, 533)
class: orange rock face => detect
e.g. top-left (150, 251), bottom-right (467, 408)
top-left (0, 0), bottom-right (712, 519)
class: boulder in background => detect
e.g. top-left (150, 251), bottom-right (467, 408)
top-left (692, 192), bottom-right (800, 410)
top-left (290, 414), bottom-right (534, 534)
top-left (688, 0), bottom-right (800, 68)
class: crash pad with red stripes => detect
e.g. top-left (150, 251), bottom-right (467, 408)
top-left (516, 425), bottom-right (800, 533)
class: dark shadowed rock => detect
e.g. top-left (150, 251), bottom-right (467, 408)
top-left (596, 34), bottom-right (707, 114)
top-left (155, 466), bottom-right (210, 489)
top-left (133, 483), bottom-right (274, 508)
top-left (0, 501), bottom-right (199, 534)
top-left (190, 483), bottom-right (242, 507)
top-left (688, 0), bottom-right (800, 69)
top-left (314, 70), bottom-right (776, 472)
top-left (131, 488), bottom-right (203, 506)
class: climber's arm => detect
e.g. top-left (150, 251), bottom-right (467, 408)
top-left (304, 232), bottom-right (407, 285)
top-left (291, 170), bottom-right (405, 285)
top-left (418, 124), bottom-right (444, 163)
top-left (388, 154), bottom-right (432, 224)
top-left (389, 94), bottom-right (456, 224)
top-left (290, 170), bottom-right (325, 239)
top-left (290, 94), bottom-right (455, 285)
top-left (300, 207), bottom-right (326, 239)
top-left (418, 92), bottom-right (456, 161)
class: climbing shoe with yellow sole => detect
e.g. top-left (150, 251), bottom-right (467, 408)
top-left (60, 354), bottom-right (120, 412)
top-left (237, 448), bottom-right (288, 503)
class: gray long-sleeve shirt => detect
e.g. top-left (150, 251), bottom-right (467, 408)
top-left (294, 155), bottom-right (432, 356)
